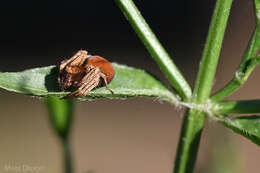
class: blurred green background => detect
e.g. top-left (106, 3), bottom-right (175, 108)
top-left (0, 0), bottom-right (260, 173)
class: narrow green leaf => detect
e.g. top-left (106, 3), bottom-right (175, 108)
top-left (254, 0), bottom-right (260, 26)
top-left (115, 0), bottom-right (192, 101)
top-left (216, 100), bottom-right (260, 115)
top-left (220, 116), bottom-right (260, 146)
top-left (211, 0), bottom-right (260, 101)
top-left (0, 63), bottom-right (178, 103)
top-left (174, 1), bottom-right (233, 173)
top-left (192, 0), bottom-right (232, 104)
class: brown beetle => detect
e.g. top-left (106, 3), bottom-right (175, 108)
top-left (58, 50), bottom-right (115, 97)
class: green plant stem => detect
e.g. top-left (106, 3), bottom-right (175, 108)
top-left (63, 139), bottom-right (73, 173)
top-left (174, 1), bottom-right (233, 173)
top-left (215, 100), bottom-right (260, 115)
top-left (45, 97), bottom-right (74, 173)
top-left (212, 28), bottom-right (260, 101)
top-left (115, 0), bottom-right (192, 101)
top-left (174, 109), bottom-right (206, 173)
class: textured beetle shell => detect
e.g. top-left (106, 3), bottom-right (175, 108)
top-left (86, 56), bottom-right (115, 84)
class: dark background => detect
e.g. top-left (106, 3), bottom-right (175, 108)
top-left (0, 1), bottom-right (260, 173)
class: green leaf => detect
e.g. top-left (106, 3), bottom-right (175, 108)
top-left (254, 0), bottom-right (260, 26)
top-left (212, 1), bottom-right (260, 102)
top-left (115, 0), bottom-right (192, 101)
top-left (0, 63), bottom-right (178, 103)
top-left (220, 116), bottom-right (260, 146)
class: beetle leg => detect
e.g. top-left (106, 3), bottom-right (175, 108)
top-left (73, 66), bottom-right (97, 87)
top-left (60, 50), bottom-right (88, 71)
top-left (100, 73), bottom-right (114, 94)
top-left (65, 67), bottom-right (100, 98)
top-left (69, 80), bottom-right (99, 97)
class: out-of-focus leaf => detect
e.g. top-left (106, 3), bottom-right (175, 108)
top-left (221, 115), bottom-right (260, 146)
top-left (0, 63), bottom-right (177, 103)
top-left (254, 0), bottom-right (260, 26)
top-left (46, 96), bottom-right (74, 139)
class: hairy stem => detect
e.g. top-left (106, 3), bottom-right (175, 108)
top-left (174, 1), bottom-right (233, 173)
